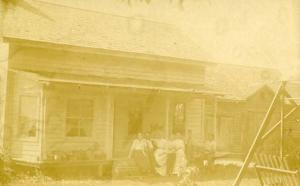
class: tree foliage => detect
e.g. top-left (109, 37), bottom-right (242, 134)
top-left (121, 0), bottom-right (185, 9)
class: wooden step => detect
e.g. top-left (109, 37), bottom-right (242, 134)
top-left (112, 159), bottom-right (140, 178)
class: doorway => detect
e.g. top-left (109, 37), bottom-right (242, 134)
top-left (112, 92), bottom-right (167, 158)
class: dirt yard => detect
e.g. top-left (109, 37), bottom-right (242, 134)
top-left (5, 163), bottom-right (260, 186)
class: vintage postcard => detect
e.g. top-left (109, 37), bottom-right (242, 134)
top-left (0, 0), bottom-right (299, 185)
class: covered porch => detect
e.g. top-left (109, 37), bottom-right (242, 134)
top-left (37, 72), bottom-right (219, 161)
top-left (5, 69), bottom-right (221, 171)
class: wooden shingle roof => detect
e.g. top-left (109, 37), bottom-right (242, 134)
top-left (3, 1), bottom-right (211, 62)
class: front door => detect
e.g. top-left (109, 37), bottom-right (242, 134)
top-left (113, 95), bottom-right (144, 158)
top-left (112, 93), bottom-right (168, 158)
top-left (218, 116), bottom-right (234, 151)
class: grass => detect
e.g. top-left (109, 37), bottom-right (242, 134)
top-left (5, 165), bottom-right (260, 186)
top-left (2, 162), bottom-right (260, 186)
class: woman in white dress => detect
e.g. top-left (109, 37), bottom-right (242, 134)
top-left (172, 133), bottom-right (187, 176)
top-left (153, 135), bottom-right (169, 176)
top-left (128, 133), bottom-right (150, 174)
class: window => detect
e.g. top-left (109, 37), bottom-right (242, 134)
top-left (19, 95), bottom-right (39, 137)
top-left (66, 99), bottom-right (93, 137)
top-left (173, 103), bottom-right (185, 134)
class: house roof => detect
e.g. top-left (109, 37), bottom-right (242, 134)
top-left (285, 82), bottom-right (300, 105)
top-left (243, 81), bottom-right (300, 105)
top-left (206, 63), bottom-right (299, 103)
top-left (216, 78), bottom-right (300, 105)
top-left (206, 64), bottom-right (282, 100)
top-left (2, 0), bottom-right (211, 63)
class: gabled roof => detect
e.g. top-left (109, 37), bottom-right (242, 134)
top-left (206, 63), bottom-right (282, 100)
top-left (244, 82), bottom-right (300, 105)
top-left (285, 82), bottom-right (300, 105)
top-left (216, 78), bottom-right (300, 105)
top-left (3, 1), bottom-right (211, 62)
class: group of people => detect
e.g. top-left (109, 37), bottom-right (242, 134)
top-left (128, 132), bottom-right (217, 176)
top-left (128, 132), bottom-right (190, 176)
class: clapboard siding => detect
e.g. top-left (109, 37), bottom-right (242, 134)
top-left (217, 101), bottom-right (244, 152)
top-left (217, 86), bottom-right (300, 154)
top-left (43, 84), bottom-right (108, 159)
top-left (10, 46), bottom-right (205, 85)
top-left (204, 98), bottom-right (216, 140)
top-left (185, 98), bottom-right (204, 144)
top-left (7, 72), bottom-right (42, 162)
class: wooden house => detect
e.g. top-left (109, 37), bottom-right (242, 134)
top-left (211, 69), bottom-right (300, 156)
top-left (1, 1), bottom-right (297, 170)
top-left (0, 1), bottom-right (221, 168)
top-left (204, 64), bottom-right (279, 154)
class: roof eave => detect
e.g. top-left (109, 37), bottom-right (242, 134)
top-left (3, 36), bottom-right (215, 67)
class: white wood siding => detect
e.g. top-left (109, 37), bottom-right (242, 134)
top-left (185, 98), bottom-right (205, 144)
top-left (8, 73), bottom-right (42, 162)
top-left (44, 84), bottom-right (108, 159)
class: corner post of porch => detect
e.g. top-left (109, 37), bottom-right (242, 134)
top-left (105, 94), bottom-right (114, 159)
top-left (165, 96), bottom-right (170, 138)
top-left (0, 43), bottom-right (9, 153)
top-left (214, 96), bottom-right (218, 151)
top-left (40, 83), bottom-right (47, 162)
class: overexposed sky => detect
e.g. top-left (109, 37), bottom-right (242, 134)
top-left (36, 0), bottom-right (300, 78)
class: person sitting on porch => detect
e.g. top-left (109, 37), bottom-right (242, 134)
top-left (185, 129), bottom-right (193, 165)
top-left (172, 133), bottom-right (187, 176)
top-left (153, 134), bottom-right (169, 176)
top-left (144, 132), bottom-right (155, 174)
top-left (203, 134), bottom-right (216, 169)
top-left (128, 133), bottom-right (150, 175)
top-left (166, 135), bottom-right (176, 176)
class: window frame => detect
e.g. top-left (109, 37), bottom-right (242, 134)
top-left (65, 98), bottom-right (94, 139)
top-left (172, 102), bottom-right (186, 135)
top-left (18, 94), bottom-right (40, 141)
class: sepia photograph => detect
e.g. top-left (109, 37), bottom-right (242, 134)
top-left (0, 0), bottom-right (300, 185)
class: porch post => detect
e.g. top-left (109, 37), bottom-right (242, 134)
top-left (0, 43), bottom-right (9, 152)
top-left (165, 97), bottom-right (170, 138)
top-left (214, 97), bottom-right (218, 151)
top-left (40, 84), bottom-right (47, 161)
top-left (106, 94), bottom-right (114, 159)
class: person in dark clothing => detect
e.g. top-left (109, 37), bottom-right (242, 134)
top-left (185, 130), bottom-right (193, 165)
top-left (144, 132), bottom-right (155, 174)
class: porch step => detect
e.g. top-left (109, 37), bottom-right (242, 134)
top-left (112, 159), bottom-right (139, 178)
